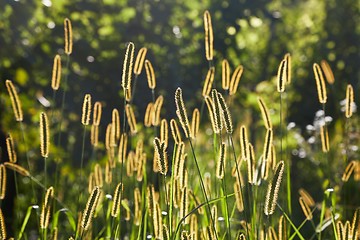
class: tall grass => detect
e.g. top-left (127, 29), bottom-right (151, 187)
top-left (0, 11), bottom-right (359, 240)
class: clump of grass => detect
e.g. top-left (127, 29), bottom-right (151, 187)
top-left (1, 11), bottom-right (359, 240)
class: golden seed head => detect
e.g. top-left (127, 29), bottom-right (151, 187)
top-left (299, 197), bottom-right (313, 220)
top-left (145, 59), bottom-right (156, 89)
top-left (121, 42), bottom-right (135, 90)
top-left (345, 84), bottom-right (354, 118)
top-left (64, 18), bottom-right (73, 55)
top-left (111, 182), bottom-right (123, 217)
top-left (134, 187), bottom-right (141, 225)
top-left (94, 163), bottom-right (103, 187)
top-left (81, 186), bottom-right (101, 231)
top-left (0, 165), bottom-right (7, 200)
top-left (160, 119), bottom-right (169, 147)
top-left (247, 143), bottom-right (256, 184)
top-left (258, 97), bottom-right (272, 130)
top-left (203, 10), bottom-right (213, 61)
top-left (144, 103), bottom-right (154, 127)
top-left (154, 137), bottom-right (168, 175)
top-left (134, 47), bottom-right (148, 75)
top-left (222, 59), bottom-right (230, 90)
top-left (342, 161), bottom-right (356, 182)
top-left (93, 101), bottom-right (102, 126)
top-left (0, 209), bottom-right (6, 239)
top-left (4, 162), bottom-right (30, 177)
top-left (277, 59), bottom-right (287, 93)
top-left (81, 94), bottom-right (92, 126)
top-left (40, 112), bottom-right (50, 158)
top-left (105, 161), bottom-right (112, 184)
top-left (229, 65), bottom-right (244, 96)
top-left (320, 60), bottom-right (335, 84)
top-left (90, 125), bottom-right (99, 147)
top-left (264, 161), bottom-right (285, 216)
top-left (112, 108), bottom-right (121, 141)
top-left (175, 88), bottom-right (191, 138)
top-left (217, 92), bottom-right (233, 134)
top-left (191, 108), bottom-right (200, 139)
top-left (5, 80), bottom-right (23, 122)
top-left (216, 142), bottom-right (227, 179)
top-left (153, 95), bottom-right (164, 126)
top-left (320, 125), bottom-right (330, 153)
top-left (125, 104), bottom-right (138, 134)
top-left (170, 119), bottom-right (182, 144)
top-left (278, 215), bottom-right (287, 240)
top-left (284, 53), bottom-right (292, 85)
top-left (6, 133), bottom-right (17, 164)
top-left (40, 186), bottom-right (54, 229)
top-left (51, 54), bottom-right (62, 90)
top-left (263, 128), bottom-right (273, 163)
top-left (313, 63), bottom-right (327, 104)
top-left (240, 125), bottom-right (249, 161)
top-left (118, 133), bottom-right (128, 164)
top-left (211, 89), bottom-right (223, 134)
top-left (298, 188), bottom-right (315, 207)
top-left (202, 67), bottom-right (215, 97)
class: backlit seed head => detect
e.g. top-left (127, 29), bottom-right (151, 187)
top-left (222, 59), bottom-right (230, 90)
top-left (234, 181), bottom-right (244, 212)
top-left (145, 59), bottom-right (156, 89)
top-left (277, 59), bottom-right (287, 93)
top-left (342, 161), bottom-right (356, 182)
top-left (203, 10), bottom-right (213, 61)
top-left (134, 47), bottom-right (147, 75)
top-left (0, 165), bottom-right (7, 200)
top-left (153, 95), bottom-right (164, 126)
top-left (175, 88), bottom-right (191, 138)
top-left (264, 161), bottom-right (285, 216)
top-left (345, 84), bottom-right (354, 118)
top-left (64, 18), bottom-right (73, 55)
top-left (229, 65), bottom-right (244, 96)
top-left (0, 209), bottom-right (6, 239)
top-left (154, 137), bottom-right (168, 175)
top-left (92, 101), bottom-right (102, 126)
top-left (40, 112), bottom-right (50, 158)
top-left (320, 60), bottom-right (335, 85)
top-left (94, 163), bottom-right (103, 187)
top-left (111, 182), bottom-right (123, 217)
top-left (6, 133), bottom-right (17, 163)
top-left (299, 197), bottom-right (313, 220)
top-left (125, 104), bottom-right (138, 134)
top-left (320, 125), bottom-right (329, 153)
top-left (211, 89), bottom-right (223, 134)
top-left (81, 94), bottom-right (92, 126)
top-left (51, 55), bottom-right (62, 90)
top-left (258, 97), bottom-right (272, 130)
top-left (5, 80), bottom-right (23, 122)
top-left (144, 103), bottom-right (154, 127)
top-left (170, 119), bottom-right (182, 144)
top-left (298, 188), bottom-right (315, 207)
top-left (191, 108), bottom-right (200, 139)
top-left (90, 125), bottom-right (99, 147)
top-left (112, 109), bottom-right (121, 141)
top-left (4, 162), bottom-right (30, 177)
top-left (121, 42), bottom-right (135, 90)
top-left (313, 63), bottom-right (327, 104)
top-left (160, 119), bottom-right (169, 147)
top-left (217, 92), bottom-right (233, 134)
top-left (202, 67), bottom-right (215, 97)
top-left (81, 186), bottom-right (101, 231)
top-left (284, 53), bottom-right (292, 85)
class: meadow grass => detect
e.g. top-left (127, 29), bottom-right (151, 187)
top-left (1, 11), bottom-right (359, 240)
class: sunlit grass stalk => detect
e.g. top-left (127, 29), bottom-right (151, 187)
top-left (188, 138), bottom-right (219, 240)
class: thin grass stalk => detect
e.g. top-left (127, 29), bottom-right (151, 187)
top-left (188, 139), bottom-right (219, 240)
